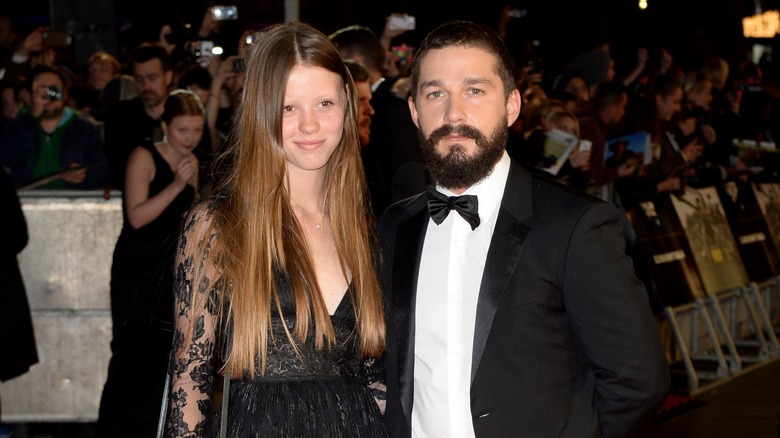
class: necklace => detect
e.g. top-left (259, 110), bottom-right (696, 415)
top-left (295, 205), bottom-right (323, 230)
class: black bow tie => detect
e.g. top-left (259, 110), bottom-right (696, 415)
top-left (427, 189), bottom-right (481, 230)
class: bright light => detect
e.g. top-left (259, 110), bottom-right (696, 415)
top-left (212, 46), bottom-right (224, 56)
top-left (639, 0), bottom-right (648, 10)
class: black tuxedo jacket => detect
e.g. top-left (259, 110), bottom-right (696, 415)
top-left (378, 161), bottom-right (670, 437)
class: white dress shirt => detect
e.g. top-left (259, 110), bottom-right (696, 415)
top-left (411, 152), bottom-right (511, 438)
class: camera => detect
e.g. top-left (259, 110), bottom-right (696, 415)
top-left (210, 5), bottom-right (238, 21)
top-left (388, 14), bottom-right (416, 31)
top-left (43, 86), bottom-right (63, 101)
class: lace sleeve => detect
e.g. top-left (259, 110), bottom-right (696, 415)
top-left (165, 204), bottom-right (222, 437)
top-left (364, 357), bottom-right (386, 415)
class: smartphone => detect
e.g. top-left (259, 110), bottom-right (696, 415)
top-left (211, 5), bottom-right (238, 21)
top-left (388, 14), bottom-right (416, 31)
top-left (42, 31), bottom-right (72, 47)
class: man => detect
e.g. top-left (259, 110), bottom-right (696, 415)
top-left (379, 21), bottom-right (670, 438)
top-left (330, 25), bottom-right (427, 209)
top-left (344, 59), bottom-right (391, 216)
top-left (103, 43), bottom-right (173, 190)
top-left (0, 64), bottom-right (107, 189)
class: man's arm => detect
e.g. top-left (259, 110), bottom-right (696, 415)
top-left (563, 201), bottom-right (670, 437)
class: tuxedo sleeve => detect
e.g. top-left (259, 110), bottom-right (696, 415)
top-left (562, 201), bottom-right (670, 438)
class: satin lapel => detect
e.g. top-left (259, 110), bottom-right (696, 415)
top-left (392, 203), bottom-right (429, 421)
top-left (471, 162), bottom-right (533, 384)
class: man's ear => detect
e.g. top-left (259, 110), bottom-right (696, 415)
top-left (506, 88), bottom-right (522, 127)
top-left (408, 96), bottom-right (421, 129)
top-left (164, 69), bottom-right (174, 87)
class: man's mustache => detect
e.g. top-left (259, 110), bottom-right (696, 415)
top-left (426, 124), bottom-right (485, 145)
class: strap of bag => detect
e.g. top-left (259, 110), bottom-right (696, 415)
top-left (220, 372), bottom-right (230, 438)
top-left (156, 359), bottom-right (172, 438)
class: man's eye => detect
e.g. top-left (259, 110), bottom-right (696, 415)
top-left (427, 91), bottom-right (444, 99)
top-left (468, 88), bottom-right (484, 95)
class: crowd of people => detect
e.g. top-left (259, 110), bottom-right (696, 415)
top-left (1, 3), bottom-right (778, 437)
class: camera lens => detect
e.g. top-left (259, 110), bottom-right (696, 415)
top-left (44, 86), bottom-right (63, 101)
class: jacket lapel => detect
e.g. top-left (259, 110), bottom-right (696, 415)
top-left (470, 162), bottom-right (532, 384)
top-left (392, 199), bottom-right (429, 421)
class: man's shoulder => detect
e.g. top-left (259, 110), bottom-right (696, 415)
top-left (378, 191), bottom-right (427, 229)
top-left (527, 171), bottom-right (607, 216)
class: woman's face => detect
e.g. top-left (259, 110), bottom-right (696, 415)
top-left (281, 65), bottom-right (345, 176)
top-left (164, 114), bottom-right (204, 156)
top-left (554, 115), bottom-right (578, 137)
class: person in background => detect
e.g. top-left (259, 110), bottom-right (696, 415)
top-left (97, 89), bottom-right (202, 438)
top-left (0, 64), bottom-right (108, 189)
top-left (164, 22), bottom-right (387, 437)
top-left (0, 76), bottom-right (28, 133)
top-left (330, 24), bottom-right (427, 204)
top-left (87, 51), bottom-right (137, 122)
top-left (0, 165), bottom-right (38, 400)
top-left (103, 43), bottom-right (174, 191)
top-left (345, 59), bottom-right (389, 217)
top-left (379, 20), bottom-right (669, 438)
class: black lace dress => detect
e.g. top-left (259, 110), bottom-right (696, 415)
top-left (166, 207), bottom-right (387, 437)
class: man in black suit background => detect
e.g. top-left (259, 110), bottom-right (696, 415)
top-left (378, 21), bottom-right (670, 438)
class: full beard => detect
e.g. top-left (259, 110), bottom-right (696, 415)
top-left (41, 105), bottom-right (65, 120)
top-left (418, 122), bottom-right (508, 190)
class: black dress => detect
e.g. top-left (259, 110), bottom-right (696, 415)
top-left (98, 143), bottom-right (196, 438)
top-left (165, 205), bottom-right (387, 437)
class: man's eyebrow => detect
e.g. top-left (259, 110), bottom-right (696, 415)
top-left (419, 79), bottom-right (443, 89)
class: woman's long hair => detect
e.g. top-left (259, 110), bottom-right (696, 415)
top-left (184, 22), bottom-right (384, 377)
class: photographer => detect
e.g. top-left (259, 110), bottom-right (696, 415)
top-left (0, 64), bottom-right (108, 189)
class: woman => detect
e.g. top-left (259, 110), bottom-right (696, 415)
top-left (164, 22), bottom-right (386, 437)
top-left (98, 90), bottom-right (203, 438)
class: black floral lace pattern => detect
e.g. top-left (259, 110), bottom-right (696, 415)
top-left (164, 204), bottom-right (387, 437)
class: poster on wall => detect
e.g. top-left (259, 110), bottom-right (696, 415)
top-left (670, 187), bottom-right (749, 294)
top-left (752, 183), bottom-right (780, 254)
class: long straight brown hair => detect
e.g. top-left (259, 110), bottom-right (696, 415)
top-left (183, 22), bottom-right (384, 377)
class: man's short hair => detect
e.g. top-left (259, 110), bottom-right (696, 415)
top-left (328, 25), bottom-right (386, 74)
top-left (592, 81), bottom-right (626, 111)
top-left (652, 74), bottom-right (682, 100)
top-left (409, 21), bottom-right (517, 101)
top-left (128, 42), bottom-right (172, 71)
top-left (344, 59), bottom-right (370, 84)
top-left (26, 64), bottom-right (71, 92)
top-left (178, 64), bottom-right (212, 90)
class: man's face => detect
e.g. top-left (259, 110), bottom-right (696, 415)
top-left (88, 59), bottom-right (118, 91)
top-left (133, 58), bottom-right (172, 109)
top-left (31, 72), bottom-right (65, 120)
top-left (1, 88), bottom-right (21, 120)
top-left (354, 81), bottom-right (375, 146)
top-left (605, 93), bottom-right (628, 126)
top-left (656, 87), bottom-right (682, 122)
top-left (409, 46), bottom-right (520, 191)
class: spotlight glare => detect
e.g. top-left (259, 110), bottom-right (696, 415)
top-left (639, 0), bottom-right (648, 10)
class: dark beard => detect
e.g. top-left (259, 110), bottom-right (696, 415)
top-left (141, 90), bottom-right (163, 108)
top-left (41, 105), bottom-right (65, 120)
top-left (418, 122), bottom-right (508, 190)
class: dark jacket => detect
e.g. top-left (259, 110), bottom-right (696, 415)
top-left (0, 108), bottom-right (109, 189)
top-left (0, 166), bottom-right (38, 381)
top-left (379, 161), bottom-right (670, 437)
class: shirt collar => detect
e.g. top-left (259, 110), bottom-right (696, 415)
top-left (371, 77), bottom-right (385, 93)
